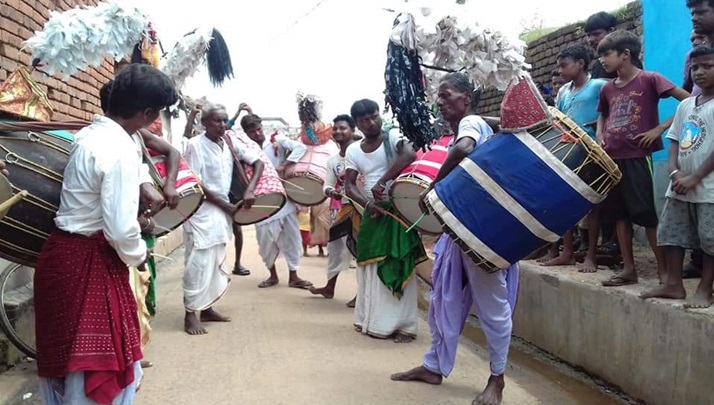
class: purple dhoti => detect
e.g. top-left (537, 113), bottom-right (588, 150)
top-left (422, 234), bottom-right (519, 377)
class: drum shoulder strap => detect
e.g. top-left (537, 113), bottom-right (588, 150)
top-left (223, 133), bottom-right (250, 186)
top-left (382, 131), bottom-right (394, 164)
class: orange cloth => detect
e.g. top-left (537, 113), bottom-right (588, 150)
top-left (299, 122), bottom-right (333, 145)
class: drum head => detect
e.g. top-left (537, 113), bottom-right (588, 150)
top-left (284, 176), bottom-right (326, 206)
top-left (234, 193), bottom-right (286, 225)
top-left (150, 190), bottom-right (204, 237)
top-left (391, 180), bottom-right (443, 235)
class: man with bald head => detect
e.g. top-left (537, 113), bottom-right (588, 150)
top-left (182, 104), bottom-right (264, 335)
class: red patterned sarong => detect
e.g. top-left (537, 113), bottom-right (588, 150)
top-left (34, 230), bottom-right (143, 405)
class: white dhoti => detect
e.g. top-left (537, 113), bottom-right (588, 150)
top-left (39, 362), bottom-right (142, 405)
top-left (255, 211), bottom-right (302, 271)
top-left (326, 236), bottom-right (351, 280)
top-left (183, 232), bottom-right (231, 312)
top-left (353, 263), bottom-right (418, 338)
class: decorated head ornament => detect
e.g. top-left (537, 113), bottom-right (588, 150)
top-left (296, 91), bottom-right (331, 146)
top-left (499, 73), bottom-right (552, 132)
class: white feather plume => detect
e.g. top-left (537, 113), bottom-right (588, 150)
top-left (161, 28), bottom-right (214, 90)
top-left (389, 6), bottom-right (530, 99)
top-left (22, 1), bottom-right (148, 78)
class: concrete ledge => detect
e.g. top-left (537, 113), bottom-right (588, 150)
top-left (153, 228), bottom-right (184, 264)
top-left (415, 258), bottom-right (714, 405)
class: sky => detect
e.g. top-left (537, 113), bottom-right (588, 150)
top-left (119, 0), bottom-right (631, 128)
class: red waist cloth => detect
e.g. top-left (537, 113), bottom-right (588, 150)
top-left (34, 230), bottom-right (142, 405)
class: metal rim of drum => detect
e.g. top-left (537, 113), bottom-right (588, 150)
top-left (149, 186), bottom-right (205, 237)
top-left (284, 173), bottom-right (327, 206)
top-left (233, 193), bottom-right (287, 225)
top-left (389, 176), bottom-right (443, 235)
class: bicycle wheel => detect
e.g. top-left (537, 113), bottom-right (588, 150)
top-left (0, 263), bottom-right (36, 359)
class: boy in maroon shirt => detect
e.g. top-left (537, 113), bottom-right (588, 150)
top-left (596, 31), bottom-right (690, 286)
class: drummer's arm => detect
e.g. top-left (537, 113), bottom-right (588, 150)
top-left (432, 137), bottom-right (477, 188)
top-left (240, 150), bottom-right (264, 209)
top-left (139, 129), bottom-right (181, 209)
top-left (345, 168), bottom-right (367, 208)
top-left (377, 138), bottom-right (417, 185)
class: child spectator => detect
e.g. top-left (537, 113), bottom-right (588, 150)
top-left (542, 44), bottom-right (607, 271)
top-left (596, 31), bottom-right (690, 287)
top-left (640, 45), bottom-right (714, 308)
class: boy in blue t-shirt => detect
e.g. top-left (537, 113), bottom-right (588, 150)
top-left (542, 45), bottom-right (607, 270)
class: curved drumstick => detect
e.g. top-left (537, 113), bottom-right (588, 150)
top-left (342, 195), bottom-right (410, 229)
top-left (280, 178), bottom-right (305, 191)
top-left (0, 190), bottom-right (28, 219)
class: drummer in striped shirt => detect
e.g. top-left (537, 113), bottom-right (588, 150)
top-left (391, 73), bottom-right (519, 405)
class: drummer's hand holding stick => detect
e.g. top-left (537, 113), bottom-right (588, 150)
top-left (596, 115), bottom-right (607, 148)
top-left (137, 246), bottom-right (154, 273)
top-left (0, 160), bottom-right (8, 176)
top-left (237, 160), bottom-right (264, 211)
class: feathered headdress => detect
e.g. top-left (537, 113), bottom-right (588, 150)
top-left (23, 1), bottom-right (149, 77)
top-left (162, 28), bottom-right (234, 89)
top-left (296, 92), bottom-right (331, 145)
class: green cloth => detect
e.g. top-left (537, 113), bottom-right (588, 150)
top-left (356, 203), bottom-right (427, 298)
top-left (142, 234), bottom-right (157, 316)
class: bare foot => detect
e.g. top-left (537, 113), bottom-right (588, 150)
top-left (347, 296), bottom-right (356, 308)
top-left (473, 375), bottom-right (505, 405)
top-left (390, 366), bottom-right (443, 385)
top-left (536, 251), bottom-right (557, 263)
top-left (578, 255), bottom-right (598, 273)
top-left (200, 307), bottom-right (231, 322)
top-left (354, 325), bottom-right (363, 333)
top-left (308, 286), bottom-right (334, 299)
top-left (639, 284), bottom-right (686, 300)
top-left (184, 312), bottom-right (207, 335)
top-left (684, 286), bottom-right (714, 309)
top-left (394, 332), bottom-right (415, 343)
top-left (542, 252), bottom-right (575, 267)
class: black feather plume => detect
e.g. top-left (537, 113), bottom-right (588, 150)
top-left (206, 28), bottom-right (234, 87)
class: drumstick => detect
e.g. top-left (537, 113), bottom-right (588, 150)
top-left (405, 213), bottom-right (426, 233)
top-left (0, 190), bottom-right (28, 218)
top-left (249, 205), bottom-right (281, 209)
top-left (150, 253), bottom-right (174, 262)
top-left (342, 195), bottom-right (409, 229)
top-left (280, 178), bottom-right (305, 191)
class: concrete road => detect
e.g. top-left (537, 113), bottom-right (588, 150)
top-left (134, 226), bottom-right (613, 405)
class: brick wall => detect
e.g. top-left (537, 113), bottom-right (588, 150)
top-left (0, 0), bottom-right (114, 121)
top-left (479, 1), bottom-right (643, 117)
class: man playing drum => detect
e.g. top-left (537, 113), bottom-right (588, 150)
top-left (33, 64), bottom-right (178, 404)
top-left (391, 73), bottom-right (520, 405)
top-left (239, 110), bottom-right (313, 289)
top-left (182, 104), bottom-right (264, 335)
top-left (344, 99), bottom-right (426, 343)
top-left (309, 114), bottom-right (359, 300)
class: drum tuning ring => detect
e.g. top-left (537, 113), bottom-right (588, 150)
top-left (4, 153), bottom-right (18, 165)
top-left (27, 132), bottom-right (41, 142)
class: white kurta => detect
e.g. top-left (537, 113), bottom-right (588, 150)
top-left (182, 133), bottom-right (259, 311)
top-left (345, 131), bottom-right (419, 338)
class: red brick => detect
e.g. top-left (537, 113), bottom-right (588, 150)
top-left (0, 15), bottom-right (22, 36)
top-left (70, 97), bottom-right (81, 109)
top-left (0, 44), bottom-right (20, 60)
top-left (56, 103), bottom-right (69, 114)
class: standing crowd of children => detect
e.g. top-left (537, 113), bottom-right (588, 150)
top-left (537, 1), bottom-right (714, 309)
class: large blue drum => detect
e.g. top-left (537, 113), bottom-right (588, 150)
top-left (427, 109), bottom-right (621, 273)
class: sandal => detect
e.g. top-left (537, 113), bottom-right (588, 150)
top-left (289, 279), bottom-right (313, 289)
top-left (232, 265), bottom-right (251, 276)
top-left (258, 279), bottom-right (279, 288)
top-left (596, 242), bottom-right (621, 257)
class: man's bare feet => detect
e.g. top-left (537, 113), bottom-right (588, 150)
top-left (184, 312), bottom-right (207, 335)
top-left (347, 296), bottom-right (356, 308)
top-left (394, 332), bottom-right (414, 343)
top-left (308, 286), bottom-right (334, 298)
top-left (390, 366), bottom-right (443, 385)
top-left (536, 250), bottom-right (557, 263)
top-left (684, 285), bottom-right (714, 308)
top-left (200, 307), bottom-right (231, 322)
top-left (579, 255), bottom-right (598, 273)
top-left (542, 252), bottom-right (575, 267)
top-left (639, 284), bottom-right (686, 300)
top-left (473, 375), bottom-right (505, 405)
